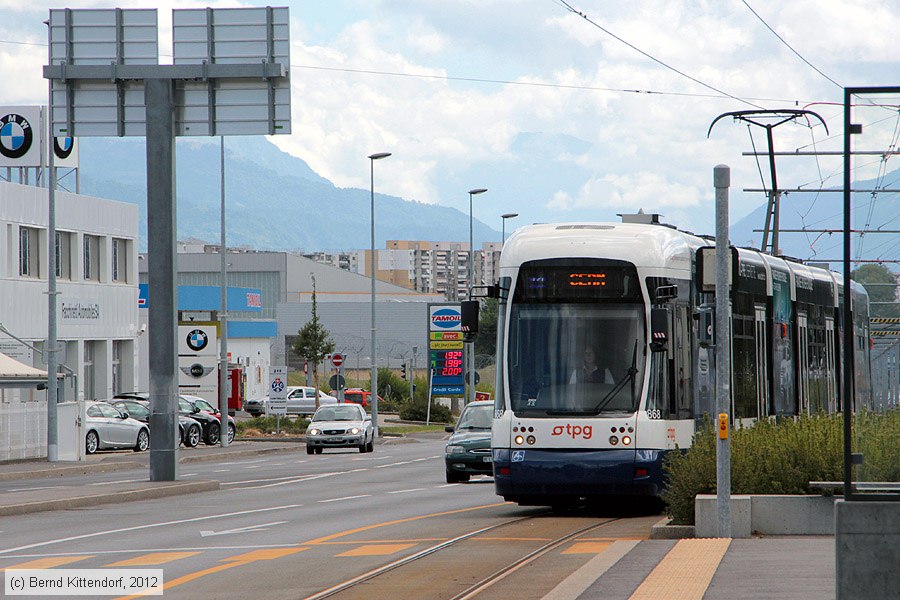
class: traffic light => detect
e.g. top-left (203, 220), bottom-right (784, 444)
top-left (400, 362), bottom-right (407, 380)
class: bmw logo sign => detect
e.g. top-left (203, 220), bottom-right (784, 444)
top-left (0, 113), bottom-right (33, 160)
top-left (53, 137), bottom-right (74, 160)
top-left (186, 329), bottom-right (208, 352)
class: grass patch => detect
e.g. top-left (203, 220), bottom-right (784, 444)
top-left (380, 424), bottom-right (448, 435)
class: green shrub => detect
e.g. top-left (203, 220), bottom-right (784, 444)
top-left (662, 409), bottom-right (900, 525)
top-left (236, 415), bottom-right (309, 435)
top-left (398, 397), bottom-right (452, 423)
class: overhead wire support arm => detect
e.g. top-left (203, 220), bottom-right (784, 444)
top-left (708, 109), bottom-right (828, 255)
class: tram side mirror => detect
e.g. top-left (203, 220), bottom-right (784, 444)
top-left (697, 305), bottom-right (714, 347)
top-left (654, 285), bottom-right (678, 303)
top-left (461, 300), bottom-right (479, 342)
top-left (650, 308), bottom-right (669, 352)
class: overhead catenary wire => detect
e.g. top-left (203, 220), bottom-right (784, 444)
top-left (739, 0), bottom-right (843, 89)
top-left (552, 0), bottom-right (765, 109)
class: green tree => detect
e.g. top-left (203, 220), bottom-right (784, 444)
top-left (853, 264), bottom-right (900, 318)
top-left (291, 275), bottom-right (335, 408)
top-left (473, 298), bottom-right (499, 358)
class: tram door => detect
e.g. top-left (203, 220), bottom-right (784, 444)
top-left (825, 316), bottom-right (837, 412)
top-left (798, 313), bottom-right (810, 415)
top-left (754, 305), bottom-right (769, 418)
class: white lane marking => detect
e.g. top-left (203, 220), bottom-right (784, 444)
top-left (7, 486), bottom-right (68, 492)
top-left (292, 461), bottom-right (307, 464)
top-left (199, 521), bottom-right (288, 537)
top-left (373, 456), bottom-right (436, 469)
top-left (0, 504), bottom-right (303, 556)
top-left (435, 484), bottom-right (460, 488)
top-left (239, 472), bottom-right (341, 490)
top-left (215, 459), bottom-right (267, 466)
top-left (181, 473), bottom-right (197, 477)
top-left (214, 469), bottom-right (230, 473)
top-left (268, 463), bottom-right (285, 466)
top-left (88, 479), bottom-right (144, 486)
top-left (386, 488), bottom-right (426, 495)
top-left (317, 495), bottom-right (371, 503)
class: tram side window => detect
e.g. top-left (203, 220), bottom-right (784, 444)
top-left (732, 294), bottom-right (758, 420)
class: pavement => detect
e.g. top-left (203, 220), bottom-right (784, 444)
top-left (0, 438), bottom-right (841, 600)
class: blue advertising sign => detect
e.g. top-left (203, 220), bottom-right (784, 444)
top-left (427, 303), bottom-right (465, 397)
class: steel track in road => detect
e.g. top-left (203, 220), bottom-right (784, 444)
top-left (302, 512), bottom-right (623, 600)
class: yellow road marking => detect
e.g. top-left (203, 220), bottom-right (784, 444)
top-left (562, 541), bottom-right (613, 555)
top-left (3, 556), bottom-right (92, 569)
top-left (475, 536), bottom-right (553, 541)
top-left (107, 552), bottom-right (201, 566)
top-left (313, 538), bottom-right (447, 545)
top-left (337, 543), bottom-right (417, 557)
top-left (302, 502), bottom-right (507, 545)
top-left (114, 548), bottom-right (307, 600)
top-left (629, 538), bottom-right (731, 600)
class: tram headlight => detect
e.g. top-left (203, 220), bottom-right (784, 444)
top-left (622, 435), bottom-right (632, 446)
top-left (514, 435), bottom-right (525, 445)
top-left (526, 435), bottom-right (536, 445)
top-left (609, 435), bottom-right (618, 446)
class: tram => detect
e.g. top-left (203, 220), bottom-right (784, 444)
top-left (486, 214), bottom-right (871, 507)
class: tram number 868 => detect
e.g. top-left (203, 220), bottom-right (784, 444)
top-left (646, 409), bottom-right (662, 420)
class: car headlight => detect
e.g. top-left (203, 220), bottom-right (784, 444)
top-left (308, 428), bottom-right (320, 436)
top-left (349, 427), bottom-right (360, 435)
top-left (445, 445), bottom-right (465, 454)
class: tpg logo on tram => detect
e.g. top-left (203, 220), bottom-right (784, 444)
top-left (551, 424), bottom-right (593, 440)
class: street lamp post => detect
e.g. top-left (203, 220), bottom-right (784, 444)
top-left (369, 152), bottom-right (391, 437)
top-left (467, 188), bottom-right (488, 404)
top-left (501, 212), bottom-right (518, 245)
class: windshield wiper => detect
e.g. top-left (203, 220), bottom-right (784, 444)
top-left (593, 340), bottom-right (639, 413)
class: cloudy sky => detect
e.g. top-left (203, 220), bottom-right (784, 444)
top-left (2, 0), bottom-right (899, 239)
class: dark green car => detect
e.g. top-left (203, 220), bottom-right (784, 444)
top-left (444, 400), bottom-right (494, 483)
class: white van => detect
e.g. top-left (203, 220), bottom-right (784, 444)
top-left (245, 386), bottom-right (338, 417)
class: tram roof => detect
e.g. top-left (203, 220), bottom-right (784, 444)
top-left (501, 222), bottom-right (707, 271)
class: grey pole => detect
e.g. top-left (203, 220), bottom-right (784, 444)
top-left (714, 164), bottom-right (732, 538)
top-left (219, 137), bottom-right (229, 447)
top-left (467, 188), bottom-right (487, 405)
top-left (146, 79), bottom-right (179, 481)
top-left (46, 91), bottom-right (59, 462)
top-left (369, 152), bottom-right (391, 438)
top-left (409, 345), bottom-right (417, 403)
top-left (501, 212), bottom-right (518, 245)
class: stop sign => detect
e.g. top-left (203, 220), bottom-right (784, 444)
top-left (331, 353), bottom-right (344, 368)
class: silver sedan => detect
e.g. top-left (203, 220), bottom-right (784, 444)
top-left (85, 401), bottom-right (150, 454)
top-left (305, 404), bottom-right (374, 454)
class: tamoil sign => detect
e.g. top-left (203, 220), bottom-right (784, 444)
top-left (427, 303), bottom-right (464, 396)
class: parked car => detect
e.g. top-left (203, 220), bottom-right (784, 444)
top-left (84, 401), bottom-right (150, 454)
top-left (108, 398), bottom-right (202, 448)
top-left (245, 386), bottom-right (338, 417)
top-left (179, 396), bottom-right (235, 445)
top-left (305, 403), bottom-right (374, 454)
top-left (114, 392), bottom-right (233, 446)
top-left (444, 400), bottom-right (494, 483)
top-left (341, 388), bottom-right (383, 409)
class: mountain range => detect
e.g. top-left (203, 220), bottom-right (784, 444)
top-left (77, 137), bottom-right (899, 268)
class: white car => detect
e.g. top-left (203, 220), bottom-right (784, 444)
top-left (85, 401), bottom-right (150, 454)
top-left (306, 403), bottom-right (374, 454)
top-left (245, 386), bottom-right (338, 417)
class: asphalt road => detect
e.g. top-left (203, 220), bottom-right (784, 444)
top-left (0, 438), bottom-right (532, 599)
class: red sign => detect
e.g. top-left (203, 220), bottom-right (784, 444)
top-left (331, 353), bottom-right (344, 368)
top-left (474, 391), bottom-right (491, 402)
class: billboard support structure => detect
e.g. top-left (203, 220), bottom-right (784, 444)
top-left (43, 7), bottom-right (290, 481)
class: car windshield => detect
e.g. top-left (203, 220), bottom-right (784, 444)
top-left (456, 405), bottom-right (492, 430)
top-left (192, 398), bottom-right (216, 412)
top-left (313, 406), bottom-right (361, 422)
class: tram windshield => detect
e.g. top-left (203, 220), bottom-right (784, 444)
top-left (506, 260), bottom-right (646, 416)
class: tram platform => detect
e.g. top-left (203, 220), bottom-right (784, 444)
top-left (548, 532), bottom-right (840, 600)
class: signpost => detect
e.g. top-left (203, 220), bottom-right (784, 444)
top-left (268, 365), bottom-right (288, 423)
top-left (427, 303), bottom-right (465, 416)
